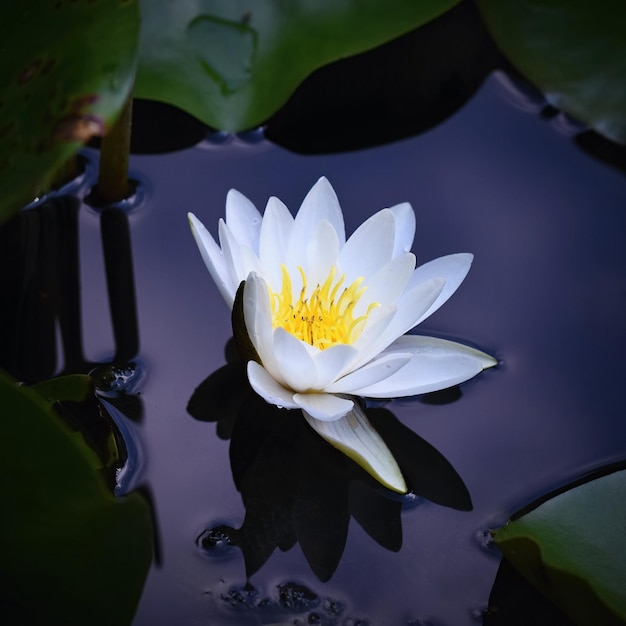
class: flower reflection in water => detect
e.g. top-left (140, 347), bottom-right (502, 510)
top-left (189, 348), bottom-right (473, 582)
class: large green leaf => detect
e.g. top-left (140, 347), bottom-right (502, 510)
top-left (0, 371), bottom-right (152, 626)
top-left (135, 0), bottom-right (461, 131)
top-left (493, 469), bottom-right (626, 625)
top-left (0, 0), bottom-right (140, 221)
top-left (477, 0), bottom-right (626, 143)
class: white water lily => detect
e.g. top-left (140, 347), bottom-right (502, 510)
top-left (189, 177), bottom-right (496, 492)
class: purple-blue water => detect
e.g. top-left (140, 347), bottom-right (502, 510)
top-left (6, 72), bottom-right (626, 625)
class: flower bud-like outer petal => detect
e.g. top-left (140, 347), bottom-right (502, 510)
top-left (303, 402), bottom-right (408, 494)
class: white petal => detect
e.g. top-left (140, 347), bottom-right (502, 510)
top-left (408, 253), bottom-right (473, 325)
top-left (297, 177), bottom-right (346, 244)
top-left (303, 403), bottom-right (407, 493)
top-left (294, 392), bottom-right (354, 421)
top-left (287, 177), bottom-right (346, 270)
top-left (351, 335), bottom-right (497, 397)
top-left (354, 252), bottom-right (416, 317)
top-left (188, 212), bottom-right (236, 306)
top-left (388, 202), bottom-right (416, 257)
top-left (325, 352), bottom-right (410, 394)
top-left (312, 343), bottom-right (359, 388)
top-left (218, 219), bottom-right (247, 287)
top-left (351, 278), bottom-right (445, 369)
top-left (306, 220), bottom-right (340, 286)
top-left (339, 208), bottom-right (396, 284)
top-left (243, 274), bottom-right (283, 382)
top-left (247, 361), bottom-right (300, 410)
top-left (273, 328), bottom-right (318, 392)
top-left (259, 196), bottom-right (294, 291)
top-left (225, 189), bottom-right (262, 254)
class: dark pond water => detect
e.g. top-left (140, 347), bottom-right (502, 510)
top-left (5, 73), bottom-right (626, 625)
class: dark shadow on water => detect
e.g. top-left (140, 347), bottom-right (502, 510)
top-left (0, 195), bottom-right (140, 381)
top-left (0, 192), bottom-right (147, 481)
top-left (188, 350), bottom-right (473, 581)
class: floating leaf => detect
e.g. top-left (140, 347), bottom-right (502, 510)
top-left (0, 0), bottom-right (140, 220)
top-left (29, 373), bottom-right (92, 407)
top-left (135, 0), bottom-right (461, 131)
top-left (493, 469), bottom-right (626, 625)
top-left (476, 0), bottom-right (626, 143)
top-left (0, 371), bottom-right (152, 626)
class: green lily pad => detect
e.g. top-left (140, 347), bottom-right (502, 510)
top-left (493, 468), bottom-right (626, 625)
top-left (29, 373), bottom-right (92, 407)
top-left (0, 371), bottom-right (152, 625)
top-left (476, 0), bottom-right (626, 143)
top-left (0, 0), bottom-right (140, 221)
top-left (135, 0), bottom-right (460, 131)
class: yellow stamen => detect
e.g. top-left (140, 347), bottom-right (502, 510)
top-left (269, 264), bottom-right (379, 350)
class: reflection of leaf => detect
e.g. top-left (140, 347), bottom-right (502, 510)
top-left (0, 1), bottom-right (139, 220)
top-left (265, 1), bottom-right (502, 154)
top-left (135, 0), bottom-right (461, 131)
top-left (484, 559), bottom-right (576, 626)
top-left (493, 468), bottom-right (626, 626)
top-left (0, 371), bottom-right (152, 626)
top-left (476, 0), bottom-right (626, 143)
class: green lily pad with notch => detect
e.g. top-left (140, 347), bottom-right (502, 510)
top-left (135, 0), bottom-right (461, 131)
top-left (476, 0), bottom-right (626, 143)
top-left (493, 468), bottom-right (626, 625)
top-left (0, 0), bottom-right (140, 221)
top-left (0, 370), bottom-right (152, 626)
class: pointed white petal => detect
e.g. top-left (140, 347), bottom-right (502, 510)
top-left (388, 202), bottom-right (416, 257)
top-left (247, 361), bottom-right (300, 410)
top-left (287, 177), bottom-right (345, 270)
top-left (312, 343), bottom-right (359, 388)
top-left (225, 189), bottom-right (262, 254)
top-left (273, 328), bottom-right (318, 392)
top-left (294, 392), bottom-right (354, 421)
top-left (297, 177), bottom-right (346, 244)
top-left (351, 278), bottom-right (445, 369)
top-left (353, 252), bottom-right (416, 317)
top-left (188, 213), bottom-right (236, 306)
top-left (259, 196), bottom-right (294, 291)
top-left (408, 253), bottom-right (474, 325)
top-left (339, 208), bottom-right (396, 284)
top-left (306, 220), bottom-right (340, 286)
top-left (351, 335), bottom-right (497, 397)
top-left (243, 274), bottom-right (283, 382)
top-left (386, 335), bottom-right (498, 369)
top-left (218, 219), bottom-right (247, 287)
top-left (325, 352), bottom-right (410, 394)
top-left (303, 403), bottom-right (407, 493)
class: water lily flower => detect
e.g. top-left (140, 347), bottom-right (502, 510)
top-left (189, 177), bottom-right (496, 492)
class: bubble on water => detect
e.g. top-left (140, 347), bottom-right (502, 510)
top-left (91, 362), bottom-right (143, 396)
top-left (220, 582), bottom-right (258, 609)
top-left (322, 596), bottom-right (345, 617)
top-left (475, 528), bottom-right (498, 554)
top-left (197, 523), bottom-right (239, 557)
top-left (277, 581), bottom-right (320, 612)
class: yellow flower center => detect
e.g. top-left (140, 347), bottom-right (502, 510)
top-left (269, 264), bottom-right (379, 350)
